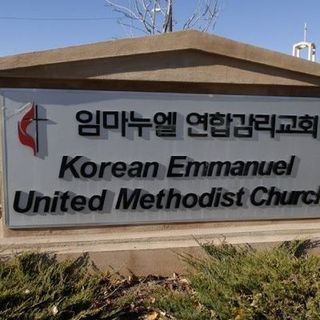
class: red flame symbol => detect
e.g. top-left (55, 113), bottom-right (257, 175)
top-left (18, 103), bottom-right (37, 155)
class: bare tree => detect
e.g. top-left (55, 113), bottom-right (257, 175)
top-left (105, 0), bottom-right (221, 36)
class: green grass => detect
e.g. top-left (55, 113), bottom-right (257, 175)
top-left (0, 252), bottom-right (117, 320)
top-left (161, 240), bottom-right (320, 319)
top-left (2, 240), bottom-right (320, 319)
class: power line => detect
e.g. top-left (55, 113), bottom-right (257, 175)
top-left (0, 16), bottom-right (117, 21)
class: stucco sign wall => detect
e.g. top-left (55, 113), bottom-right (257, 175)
top-left (2, 88), bottom-right (320, 228)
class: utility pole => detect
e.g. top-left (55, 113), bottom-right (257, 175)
top-left (163, 0), bottom-right (173, 33)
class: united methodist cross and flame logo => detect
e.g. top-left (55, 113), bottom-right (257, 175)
top-left (17, 103), bottom-right (47, 155)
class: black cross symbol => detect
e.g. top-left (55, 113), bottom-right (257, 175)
top-left (33, 104), bottom-right (48, 153)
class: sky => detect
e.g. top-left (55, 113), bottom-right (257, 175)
top-left (0, 0), bottom-right (319, 58)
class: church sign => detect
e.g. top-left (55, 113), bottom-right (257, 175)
top-left (2, 88), bottom-right (320, 228)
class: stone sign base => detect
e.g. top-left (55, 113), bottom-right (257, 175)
top-left (2, 31), bottom-right (320, 275)
top-left (1, 220), bottom-right (320, 275)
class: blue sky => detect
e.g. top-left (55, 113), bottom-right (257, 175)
top-left (0, 0), bottom-right (319, 58)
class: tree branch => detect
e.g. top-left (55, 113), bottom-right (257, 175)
top-left (105, 0), bottom-right (221, 36)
